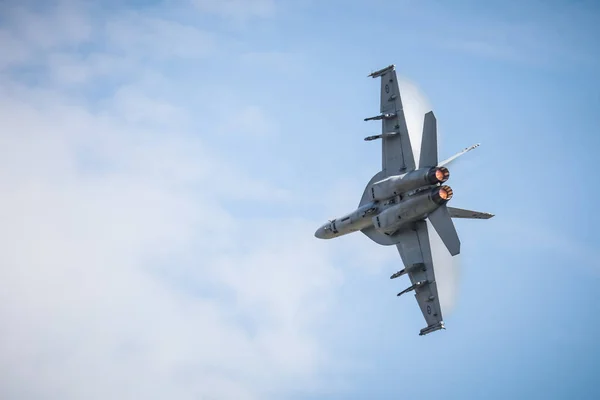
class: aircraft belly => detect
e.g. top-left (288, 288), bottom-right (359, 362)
top-left (335, 204), bottom-right (376, 235)
top-left (371, 193), bottom-right (439, 236)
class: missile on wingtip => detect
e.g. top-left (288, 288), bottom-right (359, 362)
top-left (437, 143), bottom-right (481, 167)
top-left (368, 64), bottom-right (395, 78)
top-left (419, 322), bottom-right (445, 336)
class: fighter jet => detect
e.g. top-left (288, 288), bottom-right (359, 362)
top-left (314, 65), bottom-right (494, 336)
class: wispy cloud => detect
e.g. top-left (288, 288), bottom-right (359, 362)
top-left (0, 1), bottom-right (91, 68)
top-left (492, 217), bottom-right (600, 276)
top-left (240, 51), bottom-right (306, 73)
top-left (0, 2), bottom-right (347, 399)
top-left (0, 79), bottom-right (333, 400)
top-left (105, 13), bottom-right (216, 60)
top-left (413, 2), bottom-right (600, 67)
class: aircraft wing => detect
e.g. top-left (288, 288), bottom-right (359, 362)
top-left (394, 220), bottom-right (445, 335)
top-left (367, 65), bottom-right (416, 177)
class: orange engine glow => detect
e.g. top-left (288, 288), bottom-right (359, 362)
top-left (429, 166), bottom-right (450, 184)
top-left (435, 169), bottom-right (445, 182)
top-left (440, 185), bottom-right (453, 200)
top-left (438, 187), bottom-right (449, 200)
top-left (432, 185), bottom-right (453, 204)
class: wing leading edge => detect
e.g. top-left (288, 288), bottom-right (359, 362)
top-left (394, 221), bottom-right (445, 335)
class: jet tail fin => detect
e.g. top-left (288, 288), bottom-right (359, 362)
top-left (419, 111), bottom-right (438, 168)
top-left (447, 207), bottom-right (494, 220)
top-left (428, 205), bottom-right (461, 256)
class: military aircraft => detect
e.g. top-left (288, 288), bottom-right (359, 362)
top-left (314, 65), bottom-right (494, 336)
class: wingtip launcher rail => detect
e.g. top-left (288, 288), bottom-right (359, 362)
top-left (368, 64), bottom-right (395, 78)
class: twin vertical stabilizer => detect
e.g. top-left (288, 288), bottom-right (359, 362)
top-left (419, 111), bottom-right (438, 169)
top-left (418, 111), bottom-right (461, 255)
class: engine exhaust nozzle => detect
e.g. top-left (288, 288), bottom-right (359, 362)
top-left (427, 166), bottom-right (450, 184)
top-left (432, 185), bottom-right (453, 204)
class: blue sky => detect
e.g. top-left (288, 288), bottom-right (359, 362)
top-left (1, 0), bottom-right (599, 399)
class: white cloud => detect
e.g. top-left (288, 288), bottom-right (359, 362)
top-left (0, 1), bottom-right (92, 69)
top-left (11, 2), bottom-right (91, 49)
top-left (105, 14), bottom-right (215, 60)
top-left (46, 52), bottom-right (137, 86)
top-left (0, 2), bottom-right (475, 398)
top-left (421, 3), bottom-right (598, 66)
top-left (110, 84), bottom-right (189, 126)
top-left (493, 217), bottom-right (600, 276)
top-left (0, 77), bottom-right (344, 398)
top-left (220, 105), bottom-right (279, 138)
top-left (0, 29), bottom-right (32, 69)
top-left (240, 51), bottom-right (306, 74)
top-left (0, 4), bottom-right (346, 399)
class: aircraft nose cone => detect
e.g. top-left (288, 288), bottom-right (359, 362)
top-left (314, 226), bottom-right (326, 239)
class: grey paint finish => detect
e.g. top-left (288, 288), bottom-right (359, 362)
top-left (419, 111), bottom-right (438, 168)
top-left (315, 65), bottom-right (493, 335)
top-left (428, 205), bottom-right (461, 256)
top-left (358, 170), bottom-right (386, 208)
top-left (375, 67), bottom-right (415, 176)
top-left (447, 207), bottom-right (495, 219)
top-left (369, 167), bottom-right (442, 202)
top-left (395, 221), bottom-right (443, 329)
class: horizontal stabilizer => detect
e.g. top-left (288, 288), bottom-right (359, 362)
top-left (438, 143), bottom-right (480, 168)
top-left (428, 205), bottom-right (461, 256)
top-left (448, 207), bottom-right (494, 219)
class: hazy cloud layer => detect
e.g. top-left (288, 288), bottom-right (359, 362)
top-left (0, 1), bottom-right (468, 399)
top-left (0, 2), bottom-right (345, 399)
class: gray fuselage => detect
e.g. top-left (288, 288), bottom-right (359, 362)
top-left (314, 180), bottom-right (452, 240)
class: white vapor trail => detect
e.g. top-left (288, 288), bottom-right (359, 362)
top-left (399, 78), bottom-right (462, 315)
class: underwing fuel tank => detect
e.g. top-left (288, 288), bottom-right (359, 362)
top-left (373, 185), bottom-right (453, 235)
top-left (369, 167), bottom-right (449, 201)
